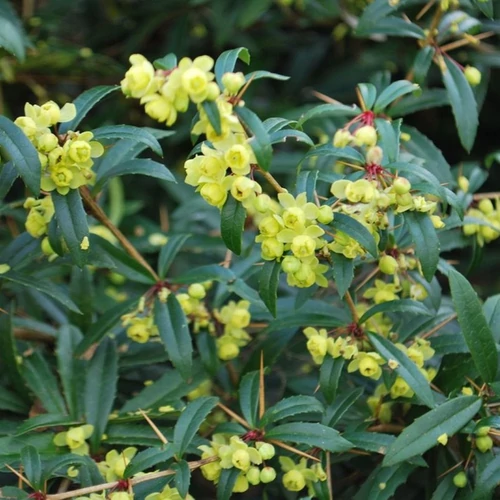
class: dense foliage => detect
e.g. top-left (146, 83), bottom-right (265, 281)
top-left (2, 0), bottom-right (500, 499)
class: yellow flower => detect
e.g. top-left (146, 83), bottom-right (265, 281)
top-left (101, 447), bottom-right (137, 482)
top-left (121, 54), bottom-right (158, 98)
top-left (348, 352), bottom-right (385, 380)
top-left (363, 279), bottom-right (401, 304)
top-left (143, 94), bottom-right (177, 126)
top-left (222, 72), bottom-right (246, 95)
top-left (283, 470), bottom-right (306, 492)
top-left (53, 425), bottom-right (94, 455)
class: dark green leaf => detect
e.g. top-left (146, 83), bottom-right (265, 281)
top-left (383, 396), bottom-right (481, 466)
top-left (298, 103), bottom-right (360, 126)
top-left (154, 294), bottom-right (193, 380)
top-left (0, 385), bottom-right (29, 414)
top-left (261, 396), bottom-right (323, 426)
top-left (323, 388), bottom-right (364, 427)
top-left (239, 371), bottom-right (260, 428)
top-left (258, 260), bottom-right (281, 317)
top-left (441, 57), bottom-right (478, 152)
top-left (234, 107), bottom-right (273, 171)
top-left (359, 299), bottom-right (431, 324)
top-left (431, 474), bottom-right (457, 500)
top-left (269, 128), bottom-right (313, 146)
top-left (214, 47), bottom-right (250, 87)
top-left (472, 0), bottom-right (493, 19)
top-left (91, 125), bottom-right (163, 156)
top-left (201, 100), bottom-right (222, 136)
top-left (358, 83), bottom-right (378, 110)
top-left (389, 89), bottom-right (448, 117)
top-left (59, 86), bottom-right (119, 133)
top-left (0, 5), bottom-right (26, 61)
top-left (304, 144), bottom-right (365, 164)
top-left (368, 333), bottom-right (435, 408)
top-left (405, 211), bottom-right (440, 281)
top-left (220, 196), bottom-right (246, 255)
top-left (15, 414), bottom-right (80, 436)
top-left (21, 446), bottom-right (43, 490)
top-left (245, 70), bottom-right (289, 82)
top-left (124, 445), bottom-right (174, 478)
top-left (173, 397), bottom-right (218, 456)
top-left (320, 357), bottom-right (344, 404)
top-left (217, 468), bottom-right (241, 500)
top-left (295, 169), bottom-right (319, 202)
top-left (449, 269), bottom-right (497, 382)
top-left (0, 161), bottom-right (18, 199)
top-left (412, 47), bottom-right (436, 86)
top-left (52, 190), bottom-right (90, 268)
top-left (342, 432), bottom-right (395, 455)
top-left (84, 338), bottom-right (118, 451)
top-left (374, 80), bottom-right (420, 113)
top-left (472, 455), bottom-right (500, 499)
top-left (331, 253), bottom-right (355, 298)
top-left (174, 460), bottom-right (191, 499)
top-left (0, 116), bottom-right (40, 195)
top-left (331, 212), bottom-right (379, 258)
top-left (170, 264), bottom-right (236, 285)
top-left (265, 423), bottom-right (353, 453)
top-left (158, 233), bottom-right (191, 279)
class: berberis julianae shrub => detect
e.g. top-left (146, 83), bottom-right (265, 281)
top-left (3, 0), bottom-right (500, 497)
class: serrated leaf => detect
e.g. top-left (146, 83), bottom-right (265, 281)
top-left (214, 47), bottom-right (250, 87)
top-left (265, 423), bottom-right (353, 453)
top-left (405, 211), bottom-right (440, 281)
top-left (323, 388), bottom-right (364, 427)
top-left (59, 86), bottom-right (119, 133)
top-left (234, 107), bottom-right (273, 171)
top-left (412, 47), bottom-right (436, 86)
top-left (472, 454), bottom-right (500, 499)
top-left (170, 264), bottom-right (236, 285)
top-left (269, 128), bottom-right (313, 146)
top-left (359, 299), bottom-right (431, 324)
top-left (295, 169), bottom-right (318, 202)
top-left (374, 80), bottom-right (420, 113)
top-left (157, 233), bottom-right (191, 279)
top-left (173, 460), bottom-right (191, 498)
top-left (368, 333), bottom-right (435, 408)
top-left (84, 339), bottom-right (118, 451)
top-left (245, 70), bottom-right (289, 82)
top-left (201, 100), bottom-right (222, 136)
top-left (15, 414), bottom-right (80, 436)
top-left (331, 212), bottom-right (379, 258)
top-left (258, 260), bottom-right (281, 317)
top-left (173, 397), bottom-right (218, 456)
top-left (91, 125), bottom-right (163, 156)
top-left (383, 396), bottom-right (481, 467)
top-left (0, 385), bottom-right (29, 414)
top-left (20, 446), bottom-right (43, 490)
top-left (154, 295), bottom-right (193, 380)
top-left (320, 357), bottom-right (344, 404)
top-left (0, 116), bottom-right (40, 195)
top-left (124, 445), bottom-right (174, 478)
top-left (389, 88), bottom-right (448, 117)
top-left (358, 83), bottom-right (378, 110)
top-left (217, 468), bottom-right (241, 500)
top-left (304, 144), bottom-right (365, 164)
top-left (220, 196), bottom-right (246, 255)
top-left (239, 371), bottom-right (260, 428)
top-left (298, 103), bottom-right (360, 126)
top-left (261, 396), bottom-right (323, 426)
top-left (441, 57), bottom-right (478, 152)
top-left (331, 253), bottom-right (355, 298)
top-left (52, 190), bottom-right (90, 268)
top-left (342, 432), bottom-right (395, 455)
top-left (449, 269), bottom-right (497, 382)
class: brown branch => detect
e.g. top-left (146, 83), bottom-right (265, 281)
top-left (345, 291), bottom-right (359, 323)
top-left (255, 166), bottom-right (286, 194)
top-left (420, 313), bottom-right (457, 340)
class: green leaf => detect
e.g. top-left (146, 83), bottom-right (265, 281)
top-left (57, 326), bottom-right (84, 419)
top-left (21, 446), bottom-right (43, 490)
top-left (0, 15), bottom-right (25, 61)
top-left (95, 159), bottom-right (175, 190)
top-left (1, 270), bottom-right (81, 313)
top-left (153, 53), bottom-right (177, 70)
top-left (22, 351), bottom-right (67, 414)
top-left (261, 396), bottom-right (323, 427)
top-left (154, 294), bottom-right (193, 380)
top-left (295, 169), bottom-right (319, 202)
top-left (234, 107), bottom-right (273, 171)
top-left (91, 125), bottom-right (163, 156)
top-left (170, 264), bottom-right (235, 285)
top-left (52, 190), bottom-right (90, 268)
top-left (358, 83), bottom-right (378, 110)
top-left (383, 395), bottom-right (481, 467)
top-left (75, 299), bottom-right (136, 355)
top-left (0, 486), bottom-right (29, 499)
top-left (358, 17), bottom-right (425, 38)
top-left (449, 269), bottom-right (497, 383)
top-left (359, 299), bottom-right (431, 324)
top-left (269, 128), bottom-right (313, 146)
top-left (217, 468), bottom-right (241, 500)
top-left (173, 460), bottom-right (191, 499)
top-left (0, 161), bottom-right (18, 199)
top-left (201, 100), bottom-right (222, 136)
top-left (441, 57), bottom-right (478, 152)
top-left (430, 474), bottom-right (457, 500)
top-left (0, 385), bottom-right (29, 414)
top-left (266, 423), bottom-right (353, 453)
top-left (368, 333), bottom-right (435, 408)
top-left (0, 116), bottom-right (40, 195)
top-left (258, 260), bottom-right (281, 317)
top-left (412, 47), bottom-right (436, 86)
top-left (245, 70), bottom-right (289, 82)
top-left (220, 196), bottom-right (246, 255)
top-left (331, 251), bottom-right (355, 298)
top-left (389, 89), bottom-right (448, 117)
top-left (239, 371), bottom-right (260, 428)
top-left (376, 118), bottom-right (400, 164)
top-left (298, 103), bottom-right (360, 127)
top-left (319, 357), bottom-right (344, 404)
top-left (173, 396), bottom-right (218, 456)
top-left (472, 455), bottom-right (500, 499)
top-left (323, 388), bottom-right (364, 427)
top-left (483, 294), bottom-right (500, 342)
top-left (15, 414), bottom-right (80, 436)
top-left (331, 212), bottom-right (379, 258)
top-left (342, 432), bottom-right (395, 455)
top-left (374, 80), bottom-right (420, 113)
top-left (214, 47), bottom-right (251, 87)
top-left (158, 233), bottom-right (191, 279)
top-left (472, 0), bottom-right (493, 19)
top-left (304, 144), bottom-right (365, 164)
top-left (405, 211), bottom-right (440, 282)
top-left (59, 86), bottom-right (119, 133)
top-left (354, 463), bottom-right (417, 500)
top-left (124, 445), bottom-right (174, 478)
top-left (84, 339), bottom-right (118, 451)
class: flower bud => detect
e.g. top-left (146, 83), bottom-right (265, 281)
top-left (478, 199), bottom-right (494, 215)
top-left (261, 238), bottom-right (284, 260)
top-left (218, 342), bottom-right (239, 360)
top-left (260, 466), bottom-right (277, 483)
top-left (246, 466), bottom-right (261, 485)
top-left (453, 472), bottom-right (467, 488)
top-left (476, 435), bottom-right (493, 453)
top-left (188, 283), bottom-right (206, 299)
top-left (430, 215), bottom-right (445, 229)
top-left (222, 72), bottom-right (246, 95)
top-left (256, 442), bottom-right (275, 460)
top-left (458, 176), bottom-right (469, 192)
top-left (379, 255), bottom-right (399, 275)
top-left (200, 183), bottom-right (227, 208)
top-left (291, 235), bottom-right (316, 258)
top-left (477, 426), bottom-right (491, 437)
top-left (366, 146), bottom-right (384, 165)
top-left (259, 216), bottom-right (281, 237)
top-left (232, 449), bottom-right (251, 471)
top-left (281, 255), bottom-right (301, 274)
top-left (393, 177), bottom-right (411, 195)
top-left (254, 194), bottom-right (272, 213)
top-left (333, 129), bottom-right (352, 148)
top-left (464, 66), bottom-right (481, 86)
top-left (354, 125), bottom-right (377, 147)
top-left (317, 205), bottom-right (333, 224)
top-left (37, 133), bottom-right (59, 153)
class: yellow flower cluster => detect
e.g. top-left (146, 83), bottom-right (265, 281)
top-left (255, 192), bottom-right (332, 288)
top-left (15, 101), bottom-right (104, 195)
top-left (303, 327), bottom-right (358, 365)
top-left (122, 305), bottom-right (159, 344)
top-left (279, 456), bottom-right (327, 494)
top-left (199, 435), bottom-right (277, 493)
top-left (97, 447), bottom-right (137, 482)
top-left (177, 282), bottom-right (214, 333)
top-left (213, 300), bottom-right (252, 360)
top-left (121, 54), bottom-right (220, 126)
top-left (146, 485), bottom-right (194, 500)
top-left (463, 198), bottom-right (500, 246)
top-left (184, 132), bottom-right (259, 209)
top-left (53, 424), bottom-right (94, 455)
